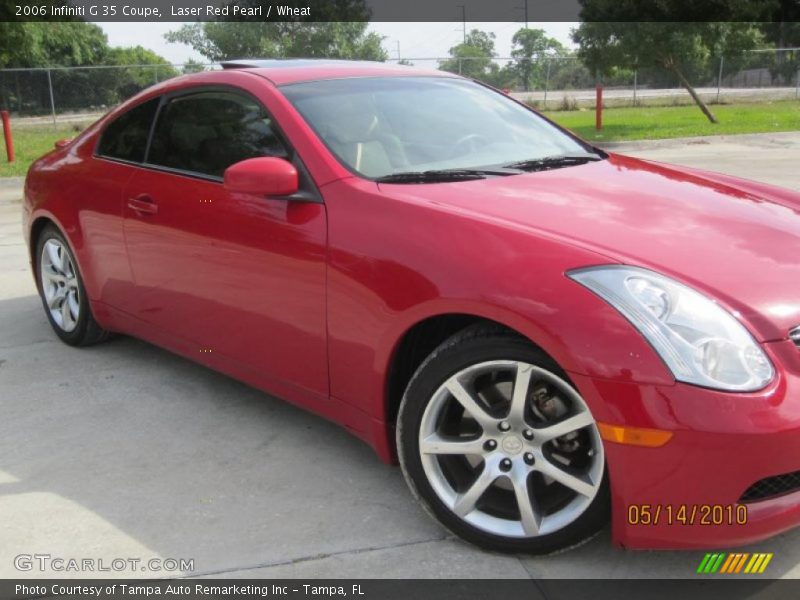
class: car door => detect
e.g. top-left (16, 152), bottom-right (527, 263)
top-left (87, 97), bottom-right (162, 314)
top-left (122, 87), bottom-right (328, 399)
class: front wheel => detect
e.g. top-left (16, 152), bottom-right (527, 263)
top-left (397, 325), bottom-right (609, 554)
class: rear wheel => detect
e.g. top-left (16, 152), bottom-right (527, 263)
top-left (36, 225), bottom-right (109, 346)
top-left (397, 325), bottom-right (609, 554)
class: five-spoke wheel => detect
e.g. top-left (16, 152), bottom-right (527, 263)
top-left (398, 325), bottom-right (609, 553)
top-left (35, 225), bottom-right (109, 346)
top-left (40, 238), bottom-right (81, 332)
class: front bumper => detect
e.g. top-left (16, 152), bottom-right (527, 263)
top-left (572, 339), bottom-right (800, 549)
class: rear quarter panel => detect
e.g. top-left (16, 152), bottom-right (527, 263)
top-left (24, 125), bottom-right (139, 317)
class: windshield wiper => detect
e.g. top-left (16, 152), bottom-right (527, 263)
top-left (374, 168), bottom-right (513, 184)
top-left (502, 152), bottom-right (604, 172)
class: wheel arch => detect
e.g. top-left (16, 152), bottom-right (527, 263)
top-left (29, 215), bottom-right (57, 268)
top-left (382, 309), bottom-right (566, 434)
top-left (27, 210), bottom-right (96, 300)
top-left (28, 214), bottom-right (73, 289)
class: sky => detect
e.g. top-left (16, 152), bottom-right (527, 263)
top-left (97, 22), bottom-right (579, 65)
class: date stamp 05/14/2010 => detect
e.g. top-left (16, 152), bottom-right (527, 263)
top-left (627, 504), bottom-right (748, 526)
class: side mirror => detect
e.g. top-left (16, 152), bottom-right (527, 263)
top-left (223, 157), bottom-right (299, 197)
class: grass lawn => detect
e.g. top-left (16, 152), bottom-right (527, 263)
top-left (544, 100), bottom-right (800, 143)
top-left (0, 123), bottom-right (89, 178)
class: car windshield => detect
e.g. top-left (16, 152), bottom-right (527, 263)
top-left (280, 76), bottom-right (592, 180)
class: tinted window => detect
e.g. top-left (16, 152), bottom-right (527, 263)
top-left (97, 98), bottom-right (159, 163)
top-left (282, 77), bottom-right (588, 178)
top-left (147, 91), bottom-right (288, 178)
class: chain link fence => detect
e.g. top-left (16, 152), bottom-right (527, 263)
top-left (0, 49), bottom-right (797, 125)
top-left (0, 63), bottom-right (217, 125)
top-left (392, 48), bottom-right (799, 109)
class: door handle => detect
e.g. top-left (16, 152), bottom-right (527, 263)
top-left (127, 194), bottom-right (158, 215)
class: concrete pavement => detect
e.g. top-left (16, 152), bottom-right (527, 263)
top-left (2, 133), bottom-right (800, 579)
top-left (602, 131), bottom-right (800, 191)
top-left (0, 177), bottom-right (24, 204)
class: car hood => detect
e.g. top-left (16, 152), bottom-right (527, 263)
top-left (379, 154), bottom-right (800, 342)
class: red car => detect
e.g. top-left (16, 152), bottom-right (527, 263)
top-left (22, 60), bottom-right (800, 554)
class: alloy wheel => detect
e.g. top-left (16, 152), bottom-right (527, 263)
top-left (40, 239), bottom-right (81, 333)
top-left (418, 360), bottom-right (604, 538)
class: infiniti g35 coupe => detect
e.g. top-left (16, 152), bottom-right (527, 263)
top-left (23, 60), bottom-right (800, 553)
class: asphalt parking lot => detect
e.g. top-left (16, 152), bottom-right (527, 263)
top-left (2, 132), bottom-right (800, 579)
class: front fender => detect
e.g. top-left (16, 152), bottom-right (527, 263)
top-left (322, 178), bottom-right (675, 440)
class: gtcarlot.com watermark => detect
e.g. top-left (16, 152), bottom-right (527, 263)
top-left (14, 554), bottom-right (194, 573)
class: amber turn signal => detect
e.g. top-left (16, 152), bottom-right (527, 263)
top-left (597, 422), bottom-right (673, 447)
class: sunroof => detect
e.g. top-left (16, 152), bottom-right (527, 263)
top-left (220, 59), bottom-right (383, 70)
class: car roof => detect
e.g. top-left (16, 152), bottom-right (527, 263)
top-left (218, 58), bottom-right (458, 86)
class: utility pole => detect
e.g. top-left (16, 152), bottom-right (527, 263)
top-left (46, 69), bottom-right (56, 127)
top-left (516, 0), bottom-right (529, 28)
top-left (457, 5), bottom-right (466, 43)
top-left (396, 40), bottom-right (401, 60)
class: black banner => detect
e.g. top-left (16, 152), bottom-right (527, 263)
top-left (1, 0), bottom-right (797, 23)
top-left (0, 579), bottom-right (794, 600)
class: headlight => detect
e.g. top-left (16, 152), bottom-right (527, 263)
top-left (568, 266), bottom-right (774, 392)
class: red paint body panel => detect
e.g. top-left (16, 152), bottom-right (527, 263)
top-left (574, 340), bottom-right (800, 548)
top-left (377, 155), bottom-right (800, 343)
top-left (223, 157), bottom-right (299, 196)
top-left (22, 64), bottom-right (800, 550)
top-left (121, 165), bottom-right (329, 400)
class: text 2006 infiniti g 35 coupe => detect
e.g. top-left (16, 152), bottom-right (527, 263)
top-left (23, 60), bottom-right (800, 553)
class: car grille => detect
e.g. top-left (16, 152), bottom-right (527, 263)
top-left (790, 326), bottom-right (800, 349)
top-left (740, 470), bottom-right (800, 502)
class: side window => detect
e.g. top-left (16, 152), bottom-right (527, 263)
top-left (96, 98), bottom-right (160, 163)
top-left (147, 91), bottom-right (289, 178)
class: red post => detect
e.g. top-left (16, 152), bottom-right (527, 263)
top-left (595, 85), bottom-right (603, 131)
top-left (1, 111), bottom-right (14, 163)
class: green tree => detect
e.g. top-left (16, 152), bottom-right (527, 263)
top-left (0, 22), bottom-right (110, 114)
top-left (510, 28), bottom-right (567, 91)
top-left (573, 21), bottom-right (764, 123)
top-left (486, 63), bottom-right (519, 90)
top-left (757, 0), bottom-right (800, 46)
top-left (0, 22), bottom-right (175, 115)
top-left (759, 2), bottom-right (800, 84)
top-left (105, 46), bottom-right (175, 68)
top-left (439, 30), bottom-right (498, 80)
top-left (165, 22), bottom-right (386, 61)
top-left (762, 22), bottom-right (800, 49)
top-left (0, 22), bottom-right (108, 68)
top-left (100, 47), bottom-right (179, 99)
top-left (182, 59), bottom-right (209, 74)
top-left (547, 59), bottom-right (595, 90)
top-left (572, 1), bottom-right (773, 122)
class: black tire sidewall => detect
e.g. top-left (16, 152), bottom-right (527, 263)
top-left (398, 332), bottom-right (610, 554)
top-left (35, 226), bottom-right (93, 346)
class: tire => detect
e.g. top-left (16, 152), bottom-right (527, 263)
top-left (35, 224), bottom-right (110, 347)
top-left (397, 324), bottom-right (609, 554)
